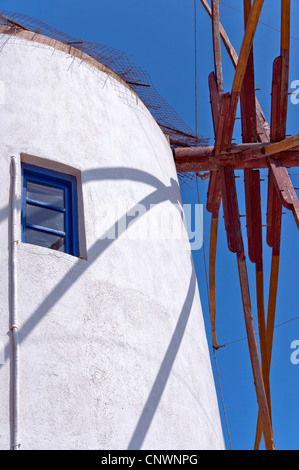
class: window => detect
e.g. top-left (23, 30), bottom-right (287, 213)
top-left (21, 164), bottom-right (79, 256)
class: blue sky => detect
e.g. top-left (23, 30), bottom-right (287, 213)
top-left (1, 0), bottom-right (298, 450)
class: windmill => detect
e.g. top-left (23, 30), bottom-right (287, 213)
top-left (0, 3), bottom-right (297, 451)
top-left (175, 0), bottom-right (298, 450)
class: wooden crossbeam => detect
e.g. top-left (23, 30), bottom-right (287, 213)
top-left (266, 134), bottom-right (299, 156)
top-left (174, 145), bottom-right (299, 172)
top-left (238, 134), bottom-right (299, 161)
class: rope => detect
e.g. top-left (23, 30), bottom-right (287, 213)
top-left (220, 314), bottom-right (299, 349)
top-left (219, 0), bottom-right (299, 43)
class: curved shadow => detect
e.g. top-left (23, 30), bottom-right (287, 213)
top-left (3, 165), bottom-right (196, 450)
top-left (127, 268), bottom-right (196, 450)
top-left (83, 167), bottom-right (168, 191)
top-left (19, 180), bottom-right (180, 344)
top-left (3, 167), bottom-right (182, 360)
top-left (0, 205), bottom-right (8, 224)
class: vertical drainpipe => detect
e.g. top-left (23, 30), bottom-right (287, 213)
top-left (10, 156), bottom-right (20, 450)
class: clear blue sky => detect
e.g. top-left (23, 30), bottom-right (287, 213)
top-left (1, 0), bottom-right (298, 450)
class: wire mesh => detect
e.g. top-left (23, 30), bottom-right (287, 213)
top-left (0, 10), bottom-right (208, 161)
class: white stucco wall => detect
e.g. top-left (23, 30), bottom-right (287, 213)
top-left (0, 31), bottom-right (224, 450)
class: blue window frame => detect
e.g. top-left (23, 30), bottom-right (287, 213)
top-left (21, 164), bottom-right (79, 256)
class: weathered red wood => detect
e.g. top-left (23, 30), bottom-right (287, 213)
top-left (240, 0), bottom-right (257, 144)
top-left (197, 0), bottom-right (292, 451)
top-left (174, 146), bottom-right (299, 172)
top-left (208, 72), bottom-right (221, 136)
top-left (207, 65), bottom-right (222, 350)
top-left (270, 56), bottom-right (283, 142)
top-left (244, 170), bottom-right (262, 267)
top-left (266, 173), bottom-right (283, 253)
top-left (254, 6), bottom-right (290, 448)
top-left (238, 254), bottom-right (274, 451)
top-left (240, 49), bottom-right (257, 143)
top-left (268, 158), bottom-right (299, 229)
top-left (240, 7), bottom-right (271, 446)
top-left (207, 71), bottom-right (222, 215)
top-left (219, 166), bottom-right (242, 254)
top-left (214, 93), bottom-right (231, 156)
top-left (279, 49), bottom-right (289, 139)
top-left (207, 171), bottom-right (221, 214)
top-left (200, 0), bottom-right (270, 143)
top-left (255, 172), bottom-right (282, 450)
top-left (219, 165), bottom-right (274, 450)
top-left (279, 0), bottom-right (290, 139)
top-left (211, 0), bottom-right (224, 96)
top-left (220, 0), bottom-right (265, 150)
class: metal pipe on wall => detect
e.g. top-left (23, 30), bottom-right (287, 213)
top-left (10, 156), bottom-right (20, 450)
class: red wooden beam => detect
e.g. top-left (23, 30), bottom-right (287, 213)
top-left (270, 56), bottom-right (283, 142)
top-left (207, 72), bottom-right (222, 215)
top-left (266, 173), bottom-right (283, 252)
top-left (254, 172), bottom-right (283, 450)
top-left (214, 93), bottom-right (231, 156)
top-left (240, 0), bottom-right (257, 144)
top-left (207, 70), bottom-right (222, 350)
top-left (254, 5), bottom-right (290, 448)
top-left (219, 164), bottom-right (275, 450)
top-left (280, 0), bottom-right (290, 139)
top-left (211, 0), bottom-right (224, 96)
top-left (208, 72), bottom-right (221, 137)
top-left (174, 146), bottom-right (299, 172)
top-left (200, 0), bottom-right (270, 143)
top-left (240, 5), bottom-right (271, 448)
top-left (244, 170), bottom-right (262, 267)
top-left (219, 166), bottom-right (242, 253)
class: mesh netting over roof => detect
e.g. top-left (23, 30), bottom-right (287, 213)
top-left (0, 10), bottom-right (208, 151)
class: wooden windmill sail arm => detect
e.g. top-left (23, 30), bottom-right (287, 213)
top-left (266, 134), bottom-right (299, 155)
top-left (199, 0), bottom-right (270, 143)
top-left (280, 0), bottom-right (291, 139)
top-left (221, 0), bottom-right (265, 150)
top-left (268, 158), bottom-right (299, 229)
top-left (208, 1), bottom-right (275, 448)
top-left (200, 0), bottom-right (239, 66)
top-left (255, 2), bottom-right (291, 448)
top-left (211, 0), bottom-right (224, 96)
top-left (207, 9), bottom-right (223, 348)
top-left (220, 164), bottom-right (275, 450)
top-left (255, 173), bottom-right (282, 450)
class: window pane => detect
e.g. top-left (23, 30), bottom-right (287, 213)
top-left (27, 180), bottom-right (65, 208)
top-left (27, 204), bottom-right (65, 232)
top-left (26, 228), bottom-right (65, 252)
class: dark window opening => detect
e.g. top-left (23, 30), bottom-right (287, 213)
top-left (21, 164), bottom-right (79, 256)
